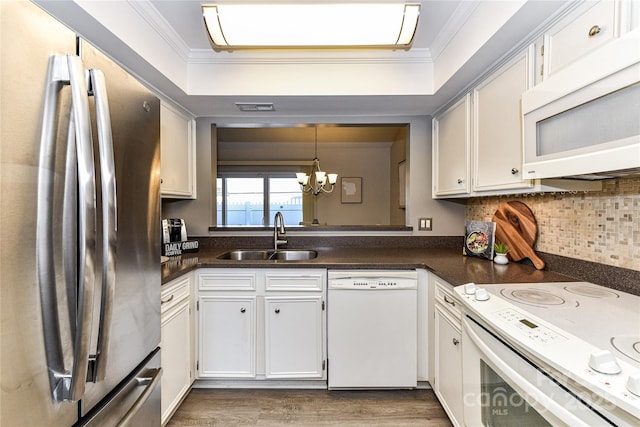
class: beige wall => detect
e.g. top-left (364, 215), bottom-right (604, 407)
top-left (389, 128), bottom-right (407, 225)
top-left (218, 139), bottom-right (394, 225)
top-left (315, 142), bottom-right (391, 225)
top-left (466, 177), bottom-right (640, 271)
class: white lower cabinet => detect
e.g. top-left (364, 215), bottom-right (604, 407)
top-left (161, 274), bottom-right (193, 425)
top-left (264, 296), bottom-right (324, 379)
top-left (199, 296), bottom-right (256, 378)
top-left (433, 277), bottom-right (464, 427)
top-left (197, 268), bottom-right (326, 383)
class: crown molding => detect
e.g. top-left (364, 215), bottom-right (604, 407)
top-left (127, 0), bottom-right (191, 62)
top-left (429, 1), bottom-right (481, 62)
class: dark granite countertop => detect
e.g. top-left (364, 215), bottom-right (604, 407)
top-left (161, 246), bottom-right (574, 288)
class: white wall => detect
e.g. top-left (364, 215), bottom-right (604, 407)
top-left (163, 115), bottom-right (466, 236)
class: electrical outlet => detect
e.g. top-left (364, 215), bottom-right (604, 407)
top-left (419, 217), bottom-right (432, 231)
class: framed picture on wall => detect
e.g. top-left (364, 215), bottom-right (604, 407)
top-left (341, 177), bottom-right (362, 204)
top-left (398, 160), bottom-right (406, 208)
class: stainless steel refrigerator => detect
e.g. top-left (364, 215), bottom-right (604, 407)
top-left (1, 1), bottom-right (161, 425)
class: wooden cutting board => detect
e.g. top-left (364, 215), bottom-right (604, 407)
top-left (492, 201), bottom-right (545, 269)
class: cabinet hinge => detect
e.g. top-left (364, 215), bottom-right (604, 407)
top-left (196, 360), bottom-right (199, 371)
top-left (540, 44), bottom-right (544, 56)
top-left (322, 301), bottom-right (325, 311)
top-left (323, 360), bottom-right (326, 371)
top-left (196, 300), bottom-right (199, 311)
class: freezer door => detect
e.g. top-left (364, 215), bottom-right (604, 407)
top-left (78, 39), bottom-right (161, 416)
top-left (0, 2), bottom-right (80, 426)
top-left (80, 348), bottom-right (162, 427)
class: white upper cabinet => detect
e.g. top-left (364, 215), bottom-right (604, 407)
top-left (432, 95), bottom-right (471, 197)
top-left (540, 0), bottom-right (639, 81)
top-left (473, 50), bottom-right (532, 192)
top-left (160, 101), bottom-right (196, 199)
top-left (543, 1), bottom-right (616, 79)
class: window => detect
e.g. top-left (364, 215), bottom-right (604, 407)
top-left (217, 173), bottom-right (303, 226)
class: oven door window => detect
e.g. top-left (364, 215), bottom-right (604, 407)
top-left (481, 360), bottom-right (551, 426)
top-left (462, 316), bottom-right (611, 426)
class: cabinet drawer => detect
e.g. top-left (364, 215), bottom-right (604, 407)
top-left (434, 280), bottom-right (461, 321)
top-left (265, 270), bottom-right (325, 292)
top-left (198, 271), bottom-right (257, 291)
top-left (161, 276), bottom-right (190, 313)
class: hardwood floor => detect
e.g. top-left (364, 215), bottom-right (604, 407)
top-left (167, 388), bottom-right (453, 426)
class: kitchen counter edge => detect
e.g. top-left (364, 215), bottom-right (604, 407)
top-left (161, 247), bottom-right (574, 288)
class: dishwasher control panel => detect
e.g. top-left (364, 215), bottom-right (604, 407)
top-left (353, 280), bottom-right (398, 288)
top-left (328, 270), bottom-right (418, 290)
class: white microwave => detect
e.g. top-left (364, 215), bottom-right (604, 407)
top-left (522, 31), bottom-right (640, 180)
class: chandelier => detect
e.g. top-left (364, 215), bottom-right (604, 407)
top-left (296, 127), bottom-right (338, 197)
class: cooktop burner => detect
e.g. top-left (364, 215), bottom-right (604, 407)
top-left (482, 282), bottom-right (640, 367)
top-left (564, 284), bottom-right (620, 299)
top-left (500, 288), bottom-right (570, 307)
top-left (611, 336), bottom-right (640, 363)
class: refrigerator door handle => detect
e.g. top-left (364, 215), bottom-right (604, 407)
top-left (87, 68), bottom-right (116, 382)
top-left (116, 367), bottom-right (162, 427)
top-left (36, 54), bottom-right (97, 403)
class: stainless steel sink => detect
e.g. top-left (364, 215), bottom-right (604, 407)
top-left (217, 249), bottom-right (317, 261)
top-left (217, 250), bottom-right (271, 260)
top-left (270, 249), bottom-right (317, 261)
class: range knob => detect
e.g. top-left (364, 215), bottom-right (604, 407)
top-left (464, 283), bottom-right (477, 295)
top-left (475, 288), bottom-right (490, 301)
top-left (588, 350), bottom-right (621, 374)
top-left (627, 373), bottom-right (640, 396)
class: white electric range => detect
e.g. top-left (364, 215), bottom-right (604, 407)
top-left (454, 281), bottom-right (640, 426)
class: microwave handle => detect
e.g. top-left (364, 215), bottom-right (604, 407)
top-left (463, 317), bottom-right (591, 427)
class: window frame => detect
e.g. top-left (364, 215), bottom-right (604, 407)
top-left (217, 171), bottom-right (304, 226)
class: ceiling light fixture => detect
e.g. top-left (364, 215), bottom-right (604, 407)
top-left (202, 3), bottom-right (421, 51)
top-left (297, 126), bottom-right (338, 224)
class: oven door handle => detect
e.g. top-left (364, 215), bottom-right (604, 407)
top-left (463, 318), bottom-right (592, 427)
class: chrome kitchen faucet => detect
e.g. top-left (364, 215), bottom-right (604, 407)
top-left (274, 211), bottom-right (287, 250)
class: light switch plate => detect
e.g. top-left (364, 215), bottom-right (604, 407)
top-left (419, 217), bottom-right (432, 231)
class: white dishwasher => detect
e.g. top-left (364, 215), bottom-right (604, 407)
top-left (327, 270), bottom-right (417, 389)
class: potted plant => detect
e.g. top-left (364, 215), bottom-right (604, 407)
top-left (493, 242), bottom-right (509, 265)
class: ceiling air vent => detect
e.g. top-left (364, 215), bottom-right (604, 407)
top-left (235, 102), bottom-right (276, 112)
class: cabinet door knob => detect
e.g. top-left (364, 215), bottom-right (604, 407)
top-left (240, 307), bottom-right (246, 313)
top-left (452, 338), bottom-right (460, 346)
top-left (275, 308), bottom-right (280, 314)
top-left (457, 178), bottom-right (464, 184)
top-left (588, 25), bottom-right (601, 37)
top-left (511, 168), bottom-right (519, 175)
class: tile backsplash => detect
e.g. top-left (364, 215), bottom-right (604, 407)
top-left (466, 177), bottom-right (639, 271)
